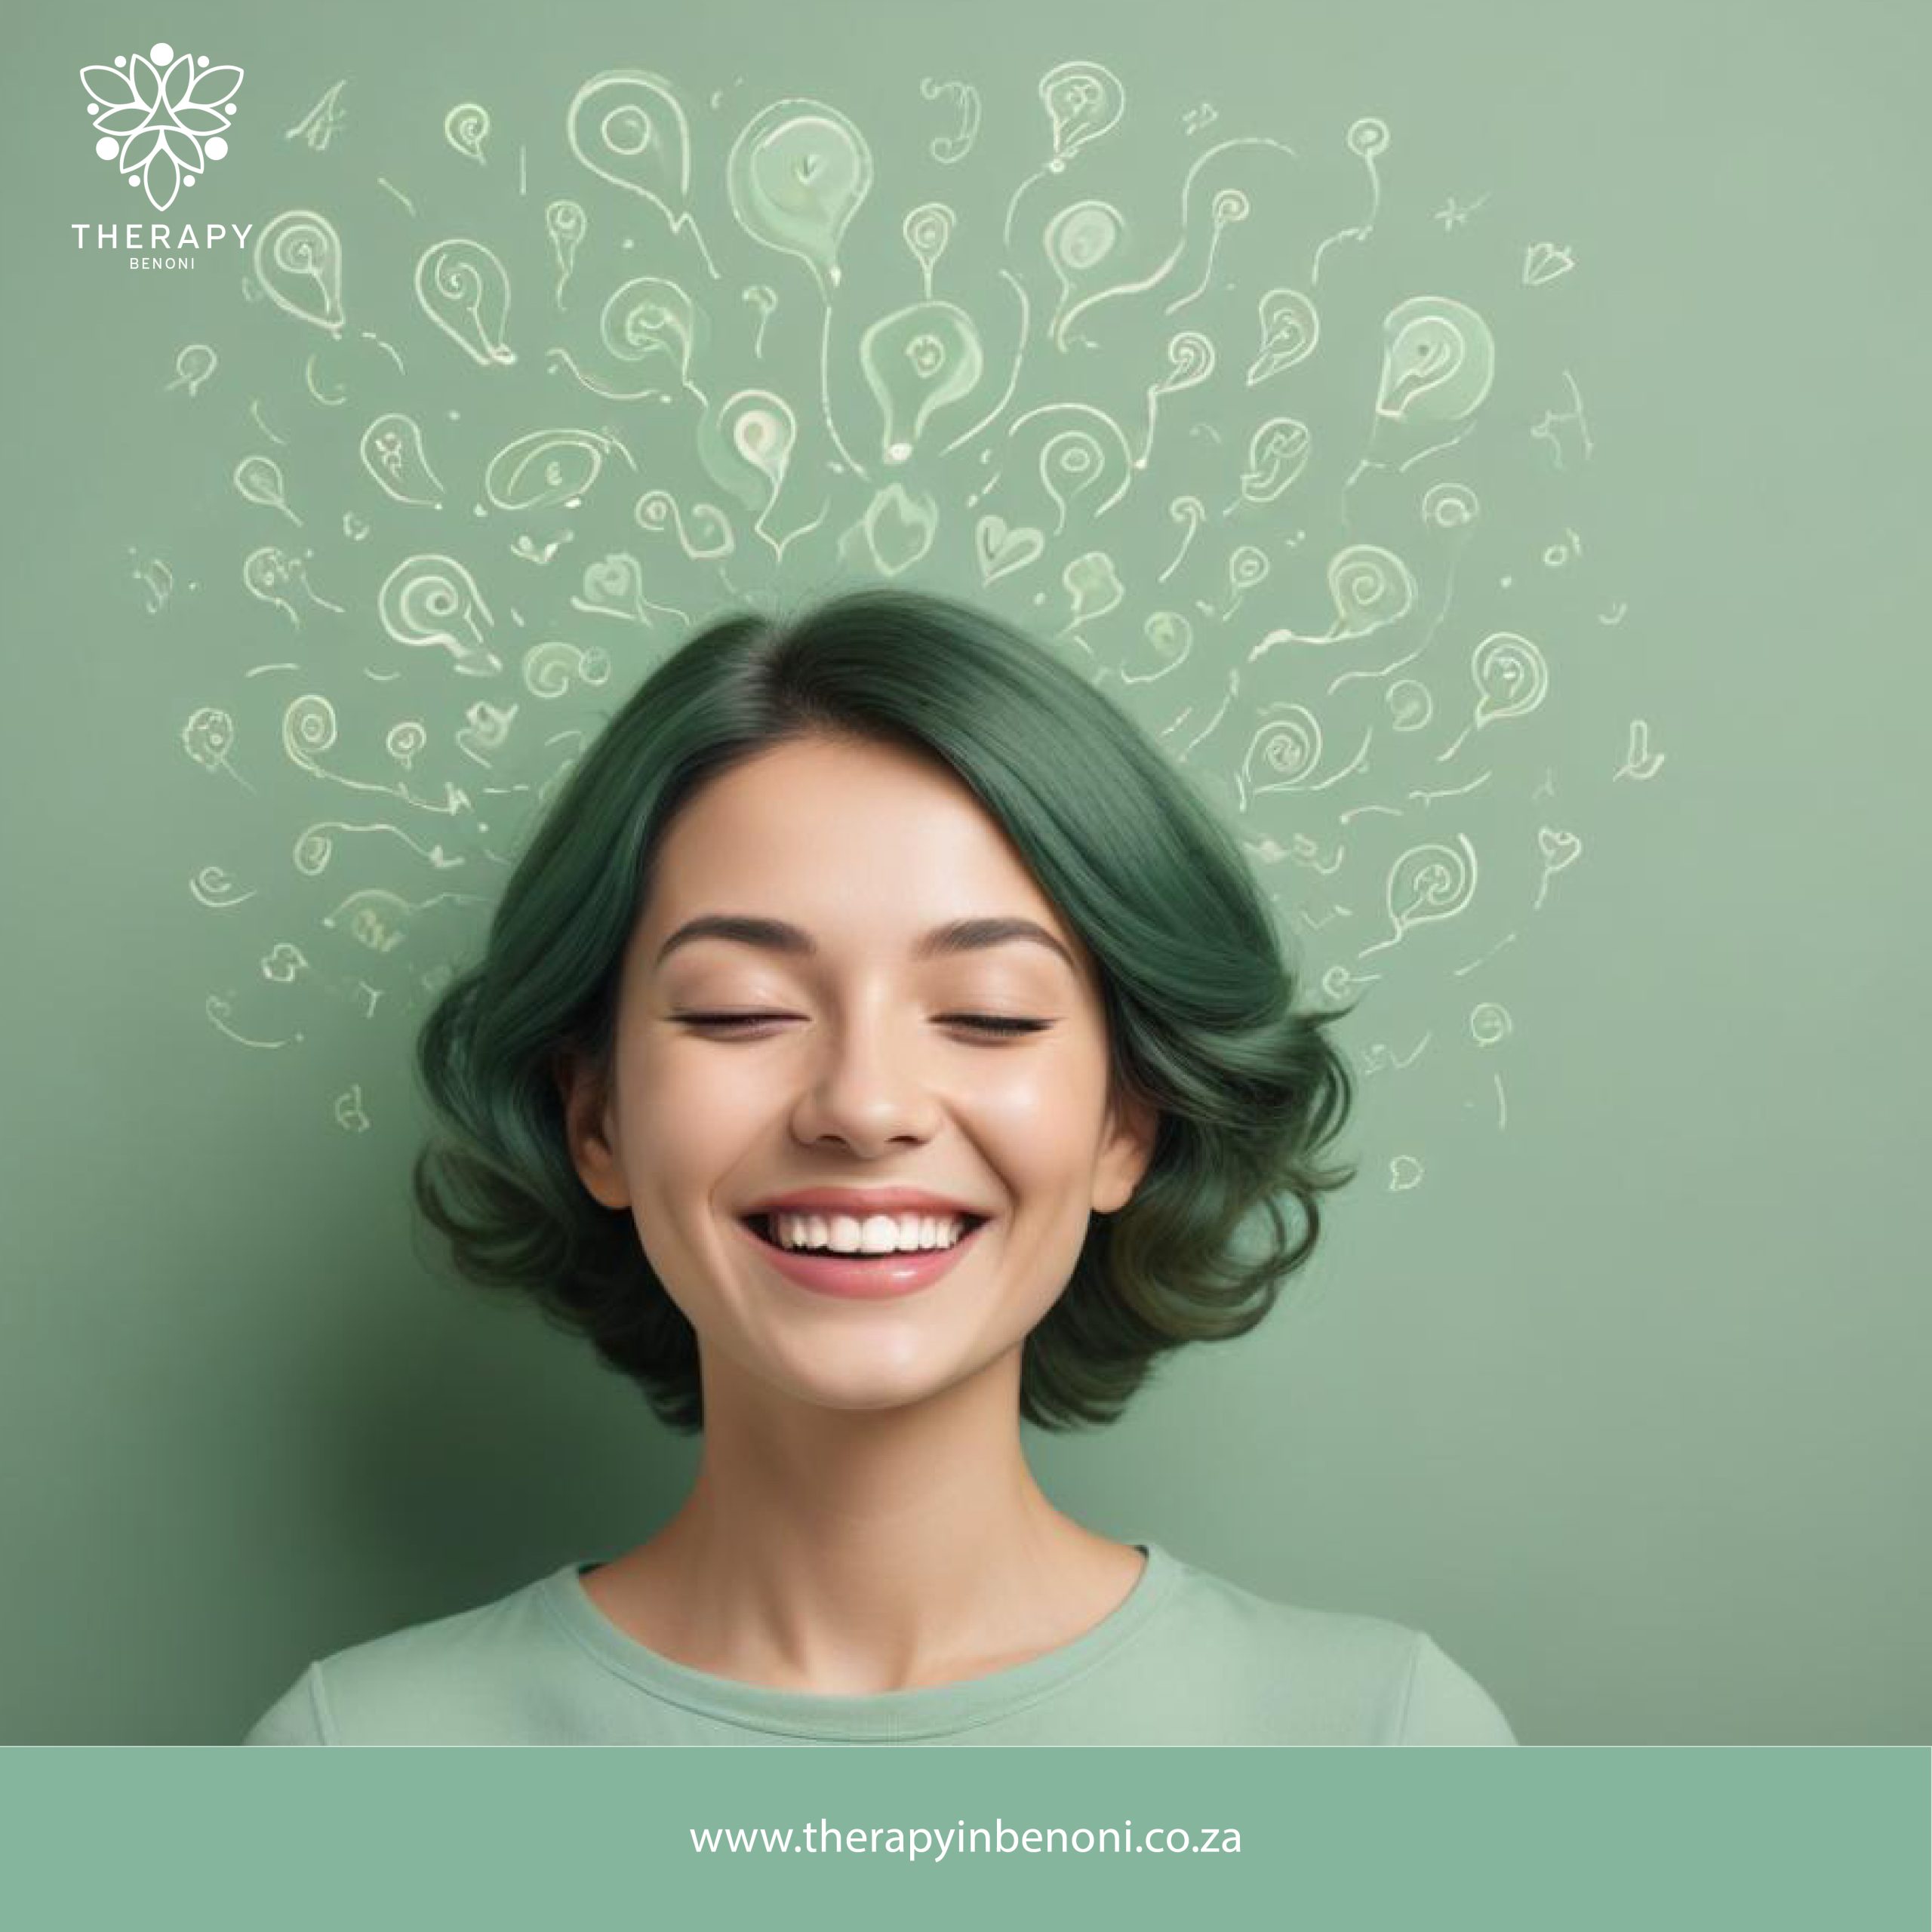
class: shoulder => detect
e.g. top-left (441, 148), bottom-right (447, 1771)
top-left (1154, 1553), bottom-right (1517, 1746)
top-left (1391, 1629), bottom-right (1518, 1745)
top-left (241, 1659), bottom-right (329, 1744)
top-left (240, 1566), bottom-right (566, 1746)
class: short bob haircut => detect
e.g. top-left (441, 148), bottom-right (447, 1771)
top-left (411, 586), bottom-right (1360, 1433)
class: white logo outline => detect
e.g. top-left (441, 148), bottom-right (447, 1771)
top-left (80, 41), bottom-right (244, 213)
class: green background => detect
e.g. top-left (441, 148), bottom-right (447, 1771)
top-left (5, 0), bottom-right (1927, 1767)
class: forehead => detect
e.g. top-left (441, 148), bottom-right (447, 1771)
top-left (638, 735), bottom-right (1088, 968)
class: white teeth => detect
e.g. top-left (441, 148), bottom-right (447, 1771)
top-left (769, 1210), bottom-right (968, 1254)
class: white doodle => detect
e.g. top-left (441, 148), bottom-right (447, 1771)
top-left (361, 413), bottom-right (446, 507)
top-left (903, 203), bottom-right (955, 298)
top-left (1615, 720), bottom-right (1666, 782)
top-left (727, 100), bottom-right (872, 298)
top-left (1245, 288), bottom-right (1319, 385)
top-left (975, 514), bottom-right (1044, 586)
top-left (567, 70), bottom-right (720, 278)
top-left (546, 200), bottom-right (586, 309)
top-left (415, 237), bottom-right (516, 367)
top-left (1137, 332), bottom-right (1214, 468)
top-left (252, 210), bottom-right (345, 336)
top-left (1358, 835), bottom-right (1480, 958)
top-left (1001, 62), bottom-right (1126, 248)
top-left (1432, 632), bottom-right (1549, 762)
top-left (1249, 543), bottom-right (1418, 658)
top-left (165, 343), bottom-right (217, 395)
top-left (1311, 117), bottom-right (1389, 285)
top-left (285, 80), bottom-right (348, 152)
top-left (377, 555), bottom-right (501, 675)
top-left (233, 454), bottom-right (301, 526)
top-left (919, 77), bottom-right (980, 165)
top-left (444, 102), bottom-right (490, 165)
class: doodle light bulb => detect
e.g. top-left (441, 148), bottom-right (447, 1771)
top-left (727, 101), bottom-right (872, 298)
top-left (858, 303), bottom-right (983, 464)
top-left (1374, 295), bottom-right (1495, 423)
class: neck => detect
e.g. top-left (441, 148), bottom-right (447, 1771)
top-left (606, 1348), bottom-right (1137, 1694)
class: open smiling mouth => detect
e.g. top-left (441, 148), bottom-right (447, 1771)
top-left (735, 1213), bottom-right (993, 1298)
top-left (740, 1212), bottom-right (991, 1257)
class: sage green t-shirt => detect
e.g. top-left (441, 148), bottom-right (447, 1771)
top-left (242, 1541), bottom-right (1515, 1746)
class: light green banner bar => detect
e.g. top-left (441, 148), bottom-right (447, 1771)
top-left (4, 1749), bottom-right (1926, 1926)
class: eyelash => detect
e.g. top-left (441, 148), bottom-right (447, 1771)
top-left (675, 1012), bottom-right (1051, 1039)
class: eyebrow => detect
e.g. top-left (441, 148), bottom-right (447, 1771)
top-left (654, 912), bottom-right (1079, 975)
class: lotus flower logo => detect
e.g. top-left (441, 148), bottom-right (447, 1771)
top-left (80, 41), bottom-right (243, 213)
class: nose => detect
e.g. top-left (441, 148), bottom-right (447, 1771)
top-left (786, 1004), bottom-right (942, 1153)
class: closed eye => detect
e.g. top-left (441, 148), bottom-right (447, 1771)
top-left (674, 1012), bottom-right (1052, 1038)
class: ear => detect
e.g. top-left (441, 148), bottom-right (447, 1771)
top-left (554, 1049), bottom-right (631, 1211)
top-left (1093, 1081), bottom-right (1161, 1216)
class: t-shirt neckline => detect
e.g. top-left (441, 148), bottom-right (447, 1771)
top-left (541, 1540), bottom-right (1180, 1742)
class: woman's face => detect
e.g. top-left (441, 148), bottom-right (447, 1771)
top-left (560, 731), bottom-right (1158, 1417)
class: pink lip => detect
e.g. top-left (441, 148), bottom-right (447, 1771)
top-left (735, 1214), bottom-right (988, 1300)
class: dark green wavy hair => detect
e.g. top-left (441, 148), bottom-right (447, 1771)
top-left (411, 586), bottom-right (1360, 1433)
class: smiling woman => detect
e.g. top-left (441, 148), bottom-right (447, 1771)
top-left (242, 584), bottom-right (1517, 1746)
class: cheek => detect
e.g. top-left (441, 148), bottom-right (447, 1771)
top-left (626, 1044), bottom-right (766, 1158)
top-left (613, 1060), bottom-right (764, 1259)
top-left (966, 1054), bottom-right (1109, 1166)
top-left (966, 1087), bottom-right (1110, 1254)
